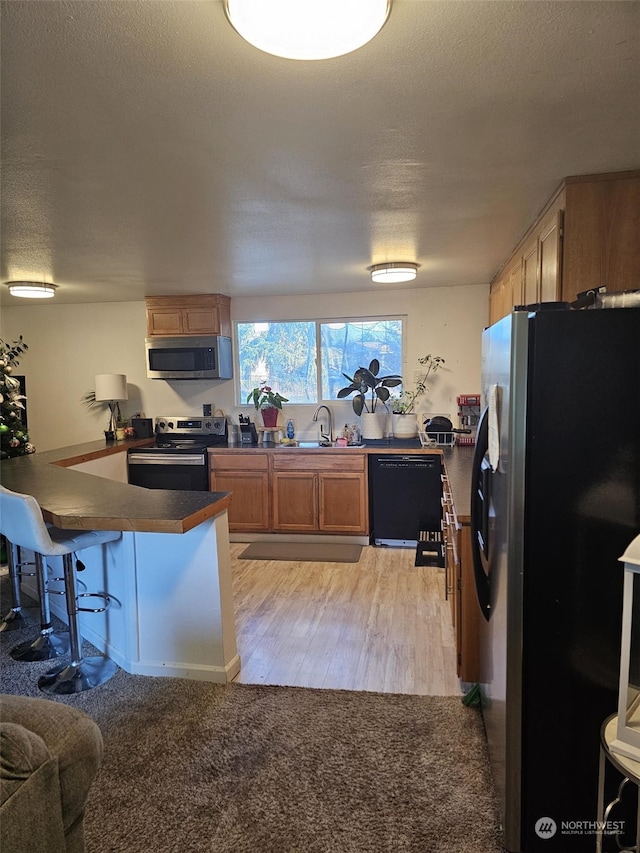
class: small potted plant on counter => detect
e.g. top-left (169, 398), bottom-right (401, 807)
top-left (337, 359), bottom-right (402, 439)
top-left (246, 384), bottom-right (289, 428)
top-left (390, 354), bottom-right (445, 439)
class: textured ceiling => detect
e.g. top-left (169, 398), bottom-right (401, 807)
top-left (1, 0), bottom-right (638, 305)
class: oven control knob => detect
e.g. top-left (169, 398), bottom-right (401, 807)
top-left (158, 421), bottom-right (166, 430)
top-left (168, 421), bottom-right (174, 429)
top-left (204, 421), bottom-right (212, 430)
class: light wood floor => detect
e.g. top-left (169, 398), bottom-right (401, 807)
top-left (230, 543), bottom-right (461, 696)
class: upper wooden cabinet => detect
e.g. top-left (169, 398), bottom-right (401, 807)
top-left (489, 170), bottom-right (640, 322)
top-left (146, 294), bottom-right (231, 337)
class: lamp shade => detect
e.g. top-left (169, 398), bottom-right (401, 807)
top-left (94, 374), bottom-right (128, 402)
top-left (225, 0), bottom-right (390, 61)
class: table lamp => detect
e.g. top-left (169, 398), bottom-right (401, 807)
top-left (94, 374), bottom-right (128, 441)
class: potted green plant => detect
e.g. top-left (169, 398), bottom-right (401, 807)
top-left (389, 354), bottom-right (444, 438)
top-left (246, 384), bottom-right (289, 427)
top-left (337, 359), bottom-right (402, 439)
top-left (80, 391), bottom-right (124, 441)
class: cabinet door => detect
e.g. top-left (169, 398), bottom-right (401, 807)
top-left (522, 237), bottom-right (539, 305)
top-left (211, 470), bottom-right (270, 532)
top-left (183, 306), bottom-right (221, 335)
top-left (489, 276), bottom-right (507, 325)
top-left (146, 294), bottom-right (231, 337)
top-left (457, 524), bottom-right (480, 682)
top-left (273, 472), bottom-right (318, 532)
top-left (147, 307), bottom-right (184, 336)
top-left (508, 258), bottom-right (523, 308)
top-left (319, 472), bottom-right (367, 533)
top-left (539, 209), bottom-right (562, 303)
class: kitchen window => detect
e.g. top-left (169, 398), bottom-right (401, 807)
top-left (236, 318), bottom-right (404, 405)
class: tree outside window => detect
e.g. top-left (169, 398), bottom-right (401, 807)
top-left (237, 318), bottom-right (403, 405)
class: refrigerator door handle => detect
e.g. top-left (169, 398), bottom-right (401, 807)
top-left (470, 406), bottom-right (492, 621)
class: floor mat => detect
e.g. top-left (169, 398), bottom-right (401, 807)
top-left (239, 542), bottom-right (363, 563)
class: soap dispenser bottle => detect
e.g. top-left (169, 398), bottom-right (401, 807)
top-left (286, 419), bottom-right (295, 440)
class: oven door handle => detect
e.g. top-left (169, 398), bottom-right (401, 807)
top-left (127, 453), bottom-right (206, 466)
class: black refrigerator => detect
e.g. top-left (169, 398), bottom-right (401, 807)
top-left (470, 303), bottom-right (640, 853)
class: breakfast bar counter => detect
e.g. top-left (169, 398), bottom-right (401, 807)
top-left (1, 440), bottom-right (239, 684)
top-left (1, 438), bottom-right (231, 533)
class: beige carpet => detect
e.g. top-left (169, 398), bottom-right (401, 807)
top-left (1, 578), bottom-right (503, 852)
top-left (239, 541), bottom-right (363, 563)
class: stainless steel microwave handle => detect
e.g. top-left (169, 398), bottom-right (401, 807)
top-left (127, 453), bottom-right (205, 466)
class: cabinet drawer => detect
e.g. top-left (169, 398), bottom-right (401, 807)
top-left (209, 452), bottom-right (269, 471)
top-left (272, 451), bottom-right (365, 473)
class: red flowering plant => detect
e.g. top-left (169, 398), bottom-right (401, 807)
top-left (246, 384), bottom-right (289, 410)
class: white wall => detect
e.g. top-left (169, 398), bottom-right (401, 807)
top-left (1, 285), bottom-right (488, 452)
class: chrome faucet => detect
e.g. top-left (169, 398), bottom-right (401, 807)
top-left (312, 405), bottom-right (333, 444)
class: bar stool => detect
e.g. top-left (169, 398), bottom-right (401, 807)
top-left (0, 485), bottom-right (122, 694)
top-left (9, 547), bottom-right (70, 662)
top-left (0, 540), bottom-right (37, 632)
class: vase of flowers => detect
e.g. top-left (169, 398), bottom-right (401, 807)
top-left (246, 384), bottom-right (289, 428)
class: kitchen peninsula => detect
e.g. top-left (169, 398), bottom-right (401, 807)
top-left (1, 439), bottom-right (240, 683)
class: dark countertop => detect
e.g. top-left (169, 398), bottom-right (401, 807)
top-left (212, 439), bottom-right (476, 520)
top-left (0, 439), bottom-right (231, 534)
top-left (441, 444), bottom-right (475, 521)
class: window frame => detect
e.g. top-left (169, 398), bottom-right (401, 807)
top-left (234, 315), bottom-right (406, 407)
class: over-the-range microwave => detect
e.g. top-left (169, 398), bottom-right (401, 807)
top-left (145, 335), bottom-right (233, 380)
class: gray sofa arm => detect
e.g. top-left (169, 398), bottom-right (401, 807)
top-left (1, 695), bottom-right (103, 853)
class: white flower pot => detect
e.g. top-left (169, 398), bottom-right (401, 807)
top-left (392, 413), bottom-right (418, 439)
top-left (360, 411), bottom-right (386, 440)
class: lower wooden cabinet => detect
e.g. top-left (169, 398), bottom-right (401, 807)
top-left (319, 473), bottom-right (367, 533)
top-left (272, 471), bottom-right (317, 532)
top-left (209, 451), bottom-right (271, 532)
top-left (455, 523), bottom-right (480, 683)
top-left (442, 460), bottom-right (480, 683)
top-left (272, 453), bottom-right (368, 534)
top-left (209, 449), bottom-right (368, 535)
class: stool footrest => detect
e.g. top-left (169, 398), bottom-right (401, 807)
top-left (77, 592), bottom-right (112, 614)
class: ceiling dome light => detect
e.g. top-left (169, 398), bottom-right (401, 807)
top-left (6, 281), bottom-right (57, 299)
top-left (224, 0), bottom-right (391, 61)
top-left (369, 263), bottom-right (419, 284)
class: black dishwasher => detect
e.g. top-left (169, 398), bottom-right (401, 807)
top-left (368, 454), bottom-right (443, 549)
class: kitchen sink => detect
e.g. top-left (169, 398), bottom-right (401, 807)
top-left (281, 441), bottom-right (366, 449)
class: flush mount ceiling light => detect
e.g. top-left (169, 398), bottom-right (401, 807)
top-left (224, 0), bottom-right (391, 61)
top-left (6, 281), bottom-right (58, 299)
top-left (369, 263), bottom-right (419, 284)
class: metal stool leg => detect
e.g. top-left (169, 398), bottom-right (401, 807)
top-left (39, 553), bottom-right (116, 695)
top-left (10, 553), bottom-right (70, 661)
top-left (0, 542), bottom-right (37, 631)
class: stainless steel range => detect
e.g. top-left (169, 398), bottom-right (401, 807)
top-left (127, 416), bottom-right (228, 491)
